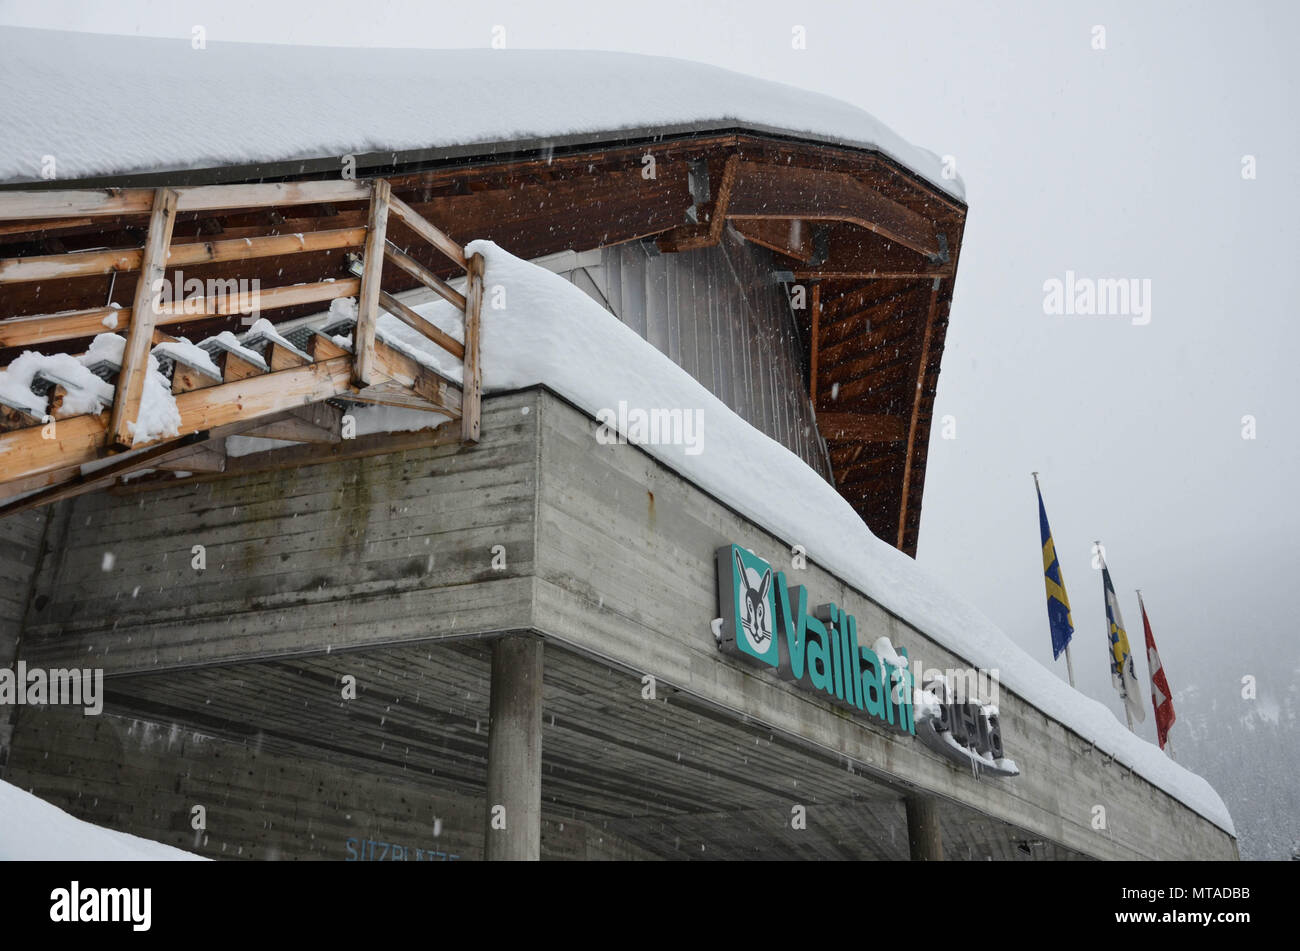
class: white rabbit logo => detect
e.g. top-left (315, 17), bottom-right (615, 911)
top-left (735, 548), bottom-right (773, 652)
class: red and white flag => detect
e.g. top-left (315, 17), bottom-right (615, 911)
top-left (1138, 592), bottom-right (1176, 750)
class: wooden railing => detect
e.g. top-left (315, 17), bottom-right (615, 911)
top-left (0, 178), bottom-right (483, 507)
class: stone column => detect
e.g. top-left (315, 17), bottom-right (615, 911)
top-left (483, 635), bottom-right (543, 860)
top-left (905, 793), bottom-right (943, 861)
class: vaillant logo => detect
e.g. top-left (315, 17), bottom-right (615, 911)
top-left (728, 546), bottom-right (775, 658)
top-left (714, 544), bottom-right (1019, 778)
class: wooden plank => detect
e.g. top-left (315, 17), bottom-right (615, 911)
top-left (0, 279), bottom-right (360, 349)
top-left (0, 357), bottom-right (355, 482)
top-left (657, 153), bottom-right (738, 253)
top-left (353, 179), bottom-right (391, 386)
top-left (388, 193), bottom-right (468, 269)
top-left (731, 218), bottom-right (814, 262)
top-left (107, 187), bottom-right (179, 448)
top-left (0, 180), bottom-right (368, 222)
top-left (461, 252), bottom-right (484, 443)
top-left (378, 290), bottom-right (465, 360)
top-left (369, 340), bottom-right (463, 417)
top-left (815, 412), bottom-right (906, 442)
top-left (897, 279), bottom-right (942, 550)
top-left (382, 244), bottom-right (467, 311)
top-left (238, 403), bottom-right (342, 444)
top-left (0, 227), bottom-right (366, 285)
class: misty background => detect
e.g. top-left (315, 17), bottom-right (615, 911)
top-left (1, 0), bottom-right (1295, 858)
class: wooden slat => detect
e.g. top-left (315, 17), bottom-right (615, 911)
top-left (0, 227), bottom-right (366, 285)
top-left (461, 252), bottom-right (484, 443)
top-left (238, 403), bottom-right (341, 444)
top-left (107, 187), bottom-right (179, 447)
top-left (388, 194), bottom-right (468, 269)
top-left (369, 340), bottom-right (463, 418)
top-left (383, 243), bottom-right (466, 311)
top-left (353, 180), bottom-right (391, 386)
top-left (815, 412), bottom-right (906, 442)
top-left (0, 180), bottom-right (368, 222)
top-left (0, 279), bottom-right (360, 349)
top-left (378, 290), bottom-right (465, 361)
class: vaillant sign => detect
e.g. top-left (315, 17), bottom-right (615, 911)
top-left (715, 544), bottom-right (1019, 778)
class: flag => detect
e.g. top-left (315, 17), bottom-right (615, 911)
top-left (1036, 483), bottom-right (1074, 659)
top-left (1101, 557), bottom-right (1145, 724)
top-left (1139, 593), bottom-right (1176, 749)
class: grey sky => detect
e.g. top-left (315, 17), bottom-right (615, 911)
top-left (2, 0), bottom-right (1296, 745)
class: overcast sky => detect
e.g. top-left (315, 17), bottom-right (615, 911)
top-left (2, 0), bottom-right (1296, 743)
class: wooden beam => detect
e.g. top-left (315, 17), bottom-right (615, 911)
top-left (370, 339), bottom-right (463, 417)
top-left (378, 290), bottom-right (465, 360)
top-left (0, 278), bottom-right (360, 349)
top-left (0, 356), bottom-right (355, 482)
top-left (898, 279), bottom-right (942, 550)
top-left (107, 187), bottom-right (179, 448)
top-left (461, 252), bottom-right (484, 443)
top-left (353, 179), bottom-right (391, 386)
top-left (0, 180), bottom-right (368, 222)
top-left (727, 162), bottom-right (942, 260)
top-left (237, 403), bottom-right (342, 443)
top-left (0, 227), bottom-right (366, 285)
top-left (790, 269), bottom-right (952, 281)
top-left (111, 421), bottom-right (461, 494)
top-left (388, 193), bottom-right (468, 269)
top-left (657, 154), bottom-right (739, 252)
top-left (0, 432), bottom-right (210, 518)
top-left (809, 282), bottom-right (821, 404)
top-left (731, 218), bottom-right (814, 262)
top-left (383, 243), bottom-right (467, 311)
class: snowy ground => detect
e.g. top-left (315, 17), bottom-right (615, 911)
top-left (0, 779), bottom-right (203, 861)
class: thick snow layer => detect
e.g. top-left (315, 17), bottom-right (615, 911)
top-left (0, 779), bottom-right (204, 860)
top-left (0, 27), bottom-right (962, 199)
top-left (0, 350), bottom-right (114, 416)
top-left (454, 239), bottom-right (1232, 835)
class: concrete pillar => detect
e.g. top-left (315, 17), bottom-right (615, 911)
top-left (905, 794), bottom-right (943, 861)
top-left (484, 635), bottom-right (543, 860)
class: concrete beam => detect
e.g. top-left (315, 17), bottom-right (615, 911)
top-left (905, 794), bottom-right (943, 861)
top-left (484, 635), bottom-right (543, 861)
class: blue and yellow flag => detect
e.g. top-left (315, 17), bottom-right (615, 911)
top-left (1036, 483), bottom-right (1074, 659)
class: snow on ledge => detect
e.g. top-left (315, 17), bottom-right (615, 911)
top-left (466, 239), bottom-right (1234, 837)
top-left (0, 27), bottom-right (963, 200)
top-left (0, 779), bottom-right (205, 861)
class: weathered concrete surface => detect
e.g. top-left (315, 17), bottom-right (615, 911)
top-left (484, 635), bottom-right (543, 860)
top-left (0, 508), bottom-right (47, 773)
top-left (906, 794), bottom-right (943, 861)
top-left (5, 388), bottom-right (1236, 860)
top-left (4, 702), bottom-right (657, 861)
top-left (527, 390), bottom-right (1237, 861)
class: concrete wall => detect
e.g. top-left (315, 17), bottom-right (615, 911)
top-left (0, 507), bottom-right (47, 772)
top-left (9, 388), bottom-right (1236, 859)
top-left (525, 390), bottom-right (1237, 860)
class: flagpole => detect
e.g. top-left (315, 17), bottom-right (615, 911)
top-left (1035, 471), bottom-right (1076, 689)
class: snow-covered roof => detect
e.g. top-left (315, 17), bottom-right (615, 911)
top-left (0, 27), bottom-right (963, 199)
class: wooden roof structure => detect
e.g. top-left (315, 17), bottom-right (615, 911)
top-left (0, 130), bottom-right (965, 555)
